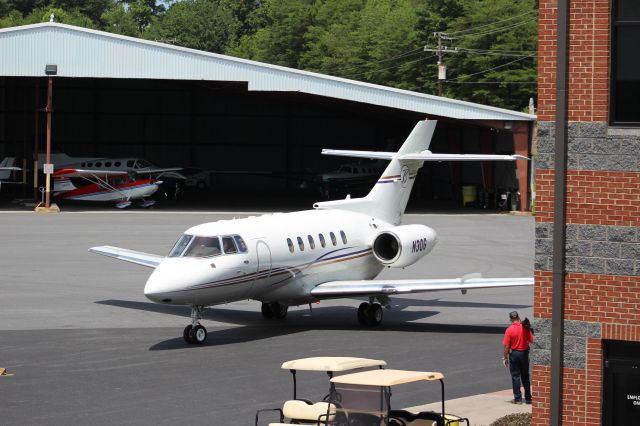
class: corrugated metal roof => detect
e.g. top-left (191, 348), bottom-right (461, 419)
top-left (0, 22), bottom-right (534, 121)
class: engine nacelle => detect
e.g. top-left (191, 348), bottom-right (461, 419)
top-left (372, 224), bottom-right (437, 268)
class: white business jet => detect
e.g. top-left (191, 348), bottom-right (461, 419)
top-left (89, 120), bottom-right (532, 344)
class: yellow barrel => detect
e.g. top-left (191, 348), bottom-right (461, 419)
top-left (461, 185), bottom-right (477, 206)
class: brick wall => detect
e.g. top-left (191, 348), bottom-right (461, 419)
top-left (537, 0), bottom-right (610, 122)
top-left (535, 2), bottom-right (640, 424)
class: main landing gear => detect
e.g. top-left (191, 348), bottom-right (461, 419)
top-left (357, 300), bottom-right (383, 326)
top-left (184, 305), bottom-right (207, 344)
top-left (261, 302), bottom-right (289, 319)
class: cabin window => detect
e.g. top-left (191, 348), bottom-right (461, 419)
top-left (81, 162), bottom-right (85, 167)
top-left (340, 230), bottom-right (348, 244)
top-left (95, 162), bottom-right (102, 167)
top-left (105, 161), bottom-right (112, 167)
top-left (319, 233), bottom-right (326, 248)
top-left (169, 234), bottom-right (193, 257)
top-left (308, 235), bottom-right (315, 249)
top-left (287, 238), bottom-right (294, 253)
top-left (330, 232), bottom-right (337, 246)
top-left (297, 236), bottom-right (304, 251)
top-left (234, 236), bottom-right (248, 253)
top-left (183, 236), bottom-right (221, 257)
top-left (127, 160), bottom-right (134, 167)
top-left (115, 161), bottom-right (121, 167)
top-left (222, 236), bottom-right (237, 254)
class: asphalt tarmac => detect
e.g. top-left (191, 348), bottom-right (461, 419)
top-left (0, 210), bottom-right (533, 425)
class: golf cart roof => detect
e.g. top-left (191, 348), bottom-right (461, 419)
top-left (281, 357), bottom-right (386, 372)
top-left (330, 369), bottom-right (444, 386)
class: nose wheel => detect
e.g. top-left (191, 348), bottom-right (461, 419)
top-left (184, 306), bottom-right (207, 344)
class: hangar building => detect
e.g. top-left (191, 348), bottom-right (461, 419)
top-left (0, 22), bottom-right (534, 210)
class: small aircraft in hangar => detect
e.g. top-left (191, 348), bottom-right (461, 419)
top-left (0, 157), bottom-right (22, 192)
top-left (53, 168), bottom-right (162, 208)
top-left (89, 120), bottom-right (533, 344)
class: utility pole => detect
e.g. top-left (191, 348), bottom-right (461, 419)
top-left (424, 32), bottom-right (457, 97)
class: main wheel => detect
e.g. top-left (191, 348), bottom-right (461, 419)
top-left (357, 302), bottom-right (370, 325)
top-left (183, 325), bottom-right (193, 344)
top-left (272, 303), bottom-right (288, 319)
top-left (189, 325), bottom-right (207, 344)
top-left (367, 303), bottom-right (383, 326)
top-left (261, 302), bottom-right (274, 319)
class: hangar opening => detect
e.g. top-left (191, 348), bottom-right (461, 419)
top-left (0, 23), bottom-right (534, 211)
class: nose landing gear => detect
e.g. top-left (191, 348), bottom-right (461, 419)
top-left (184, 305), bottom-right (207, 344)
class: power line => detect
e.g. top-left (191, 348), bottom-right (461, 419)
top-left (446, 54), bottom-right (535, 82)
top-left (330, 46), bottom-right (426, 74)
top-left (442, 17), bottom-right (537, 40)
top-left (342, 54), bottom-right (438, 79)
top-left (443, 10), bottom-right (536, 37)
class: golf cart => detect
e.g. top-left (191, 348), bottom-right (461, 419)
top-left (325, 369), bottom-right (469, 426)
top-left (255, 357), bottom-right (387, 426)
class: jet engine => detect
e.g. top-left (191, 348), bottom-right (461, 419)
top-left (371, 224), bottom-right (437, 268)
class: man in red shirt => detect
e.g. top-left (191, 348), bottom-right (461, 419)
top-left (502, 310), bottom-right (533, 404)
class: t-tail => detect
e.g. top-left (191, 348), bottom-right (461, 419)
top-left (314, 119), bottom-right (528, 225)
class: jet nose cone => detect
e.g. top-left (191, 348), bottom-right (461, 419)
top-left (144, 265), bottom-right (178, 303)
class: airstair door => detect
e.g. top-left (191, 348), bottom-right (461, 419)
top-left (251, 240), bottom-right (272, 297)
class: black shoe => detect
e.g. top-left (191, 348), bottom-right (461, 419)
top-left (510, 399), bottom-right (522, 404)
top-left (525, 400), bottom-right (532, 404)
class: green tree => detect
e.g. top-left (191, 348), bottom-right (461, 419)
top-left (229, 0), bottom-right (314, 68)
top-left (442, 0), bottom-right (537, 110)
top-left (145, 0), bottom-right (239, 52)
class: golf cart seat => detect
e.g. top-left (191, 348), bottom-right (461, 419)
top-left (256, 399), bottom-right (336, 426)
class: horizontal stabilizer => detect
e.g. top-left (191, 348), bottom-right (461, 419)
top-left (89, 245), bottom-right (164, 268)
top-left (310, 277), bottom-right (533, 298)
top-left (321, 150), bottom-right (528, 162)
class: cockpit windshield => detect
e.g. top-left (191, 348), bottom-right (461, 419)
top-left (183, 236), bottom-right (222, 257)
top-left (168, 234), bottom-right (248, 258)
top-left (169, 234), bottom-right (193, 257)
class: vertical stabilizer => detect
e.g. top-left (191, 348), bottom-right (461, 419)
top-left (361, 120), bottom-right (436, 224)
top-left (314, 120), bottom-right (436, 225)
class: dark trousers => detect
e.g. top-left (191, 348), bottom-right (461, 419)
top-left (509, 349), bottom-right (532, 401)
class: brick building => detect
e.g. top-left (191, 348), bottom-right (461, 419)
top-left (533, 0), bottom-right (639, 425)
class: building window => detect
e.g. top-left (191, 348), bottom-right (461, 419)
top-left (611, 0), bottom-right (640, 124)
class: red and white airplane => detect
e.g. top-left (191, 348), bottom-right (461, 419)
top-left (90, 120), bottom-right (533, 344)
top-left (0, 157), bottom-right (21, 192)
top-left (53, 168), bottom-right (161, 208)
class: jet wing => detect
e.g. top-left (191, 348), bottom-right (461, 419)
top-left (89, 246), bottom-right (164, 268)
top-left (310, 277), bottom-right (533, 298)
top-left (53, 168), bottom-right (128, 178)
